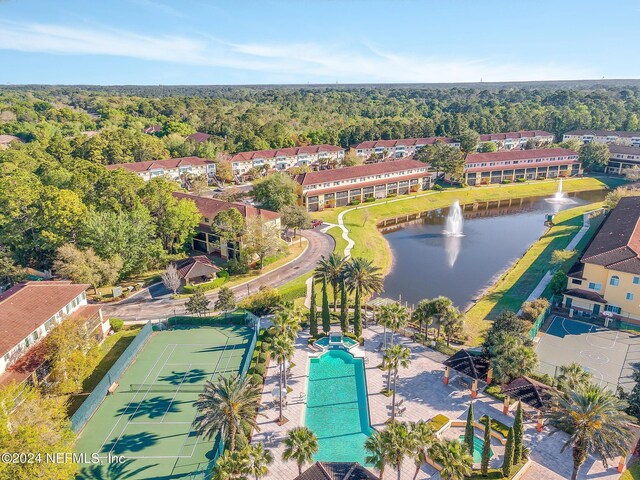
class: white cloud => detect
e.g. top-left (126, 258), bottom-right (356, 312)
top-left (0, 20), bottom-right (593, 82)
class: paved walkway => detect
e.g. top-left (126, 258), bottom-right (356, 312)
top-left (254, 324), bottom-right (624, 480)
top-left (520, 207), bottom-right (605, 310)
top-left (103, 229), bottom-right (335, 322)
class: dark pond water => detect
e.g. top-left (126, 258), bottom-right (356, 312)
top-left (380, 190), bottom-right (606, 309)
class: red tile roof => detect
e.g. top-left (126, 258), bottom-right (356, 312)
top-left (175, 256), bottom-right (220, 280)
top-left (230, 145), bottom-right (344, 163)
top-left (172, 192), bottom-right (281, 221)
top-left (0, 281), bottom-right (90, 357)
top-left (565, 129), bottom-right (640, 138)
top-left (296, 159), bottom-right (428, 186)
top-left (105, 156), bottom-right (214, 173)
top-left (0, 134), bottom-right (22, 145)
top-left (465, 148), bottom-right (578, 165)
top-left (186, 132), bottom-right (212, 143)
top-left (478, 130), bottom-right (553, 142)
top-left (143, 125), bottom-right (162, 134)
top-left (354, 137), bottom-right (457, 149)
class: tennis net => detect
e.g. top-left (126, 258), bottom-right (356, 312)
top-left (127, 383), bottom-right (207, 393)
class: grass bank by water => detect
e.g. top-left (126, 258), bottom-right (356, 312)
top-left (464, 201), bottom-right (605, 344)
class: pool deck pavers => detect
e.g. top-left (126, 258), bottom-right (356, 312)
top-left (253, 324), bottom-right (624, 479)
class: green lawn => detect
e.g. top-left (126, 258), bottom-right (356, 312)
top-left (66, 325), bottom-right (143, 415)
top-left (464, 202), bottom-right (605, 344)
top-left (621, 460), bottom-right (640, 479)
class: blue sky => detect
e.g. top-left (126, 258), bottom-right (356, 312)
top-left (0, 0), bottom-right (638, 85)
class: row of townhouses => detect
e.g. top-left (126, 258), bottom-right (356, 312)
top-left (606, 145), bottom-right (640, 174)
top-left (477, 130), bottom-right (554, 150)
top-left (0, 281), bottom-right (107, 386)
top-left (229, 145), bottom-right (344, 176)
top-left (563, 129), bottom-right (640, 147)
top-left (463, 148), bottom-right (581, 185)
top-left (106, 156), bottom-right (216, 184)
top-left (295, 159), bottom-right (432, 211)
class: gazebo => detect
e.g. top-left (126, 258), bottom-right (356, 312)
top-left (176, 255), bottom-right (221, 285)
top-left (501, 376), bottom-right (557, 431)
top-left (443, 349), bottom-right (491, 398)
top-left (364, 297), bottom-right (398, 326)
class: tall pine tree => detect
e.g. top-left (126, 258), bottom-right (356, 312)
top-left (309, 279), bottom-right (318, 337)
top-left (464, 401), bottom-right (475, 457)
top-left (481, 416), bottom-right (492, 475)
top-left (339, 277), bottom-right (348, 333)
top-left (321, 276), bottom-right (331, 334)
top-left (353, 289), bottom-right (362, 337)
top-left (513, 401), bottom-right (525, 462)
top-left (502, 427), bottom-right (515, 477)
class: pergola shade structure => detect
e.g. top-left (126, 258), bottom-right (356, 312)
top-left (442, 349), bottom-right (491, 398)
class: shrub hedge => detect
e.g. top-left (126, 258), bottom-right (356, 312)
top-left (480, 415), bottom-right (510, 438)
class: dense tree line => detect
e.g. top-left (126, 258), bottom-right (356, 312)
top-left (1, 85), bottom-right (640, 158)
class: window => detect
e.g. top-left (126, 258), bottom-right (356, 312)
top-left (610, 275), bottom-right (620, 286)
top-left (627, 292), bottom-right (635, 301)
top-left (605, 305), bottom-right (622, 314)
top-left (588, 282), bottom-right (602, 291)
top-left (571, 279), bottom-right (582, 285)
top-left (633, 276), bottom-right (640, 285)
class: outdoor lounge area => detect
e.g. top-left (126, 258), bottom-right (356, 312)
top-left (253, 324), bottom-right (626, 479)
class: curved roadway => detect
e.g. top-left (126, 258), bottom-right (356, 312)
top-left (101, 229), bottom-right (334, 322)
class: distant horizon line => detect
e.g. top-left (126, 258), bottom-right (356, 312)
top-left (2, 78), bottom-right (640, 89)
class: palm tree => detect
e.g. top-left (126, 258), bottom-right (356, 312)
top-left (365, 430), bottom-right (391, 479)
top-left (246, 444), bottom-right (273, 480)
top-left (429, 439), bottom-right (473, 480)
top-left (314, 253), bottom-right (345, 311)
top-left (409, 421), bottom-right (437, 480)
top-left (193, 374), bottom-right (262, 451)
top-left (379, 302), bottom-right (409, 346)
top-left (383, 345), bottom-right (411, 421)
top-left (440, 305), bottom-right (464, 347)
top-left (272, 308), bottom-right (301, 340)
top-left (411, 299), bottom-right (432, 339)
top-left (384, 421), bottom-right (413, 480)
top-left (343, 257), bottom-right (384, 336)
top-left (428, 296), bottom-right (454, 339)
top-left (556, 362), bottom-right (592, 393)
top-left (490, 333), bottom-right (538, 385)
top-left (269, 335), bottom-right (295, 422)
top-left (212, 449), bottom-right (250, 479)
top-left (282, 426), bottom-right (319, 475)
top-left (547, 383), bottom-right (633, 480)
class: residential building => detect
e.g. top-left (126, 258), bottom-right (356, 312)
top-left (295, 159), bottom-right (433, 211)
top-left (0, 281), bottom-right (107, 385)
top-left (562, 129), bottom-right (640, 147)
top-left (106, 156), bottom-right (216, 185)
top-left (143, 125), bottom-right (162, 134)
top-left (186, 132), bottom-right (212, 143)
top-left (0, 134), bottom-right (22, 149)
top-left (562, 197), bottom-right (640, 324)
top-left (477, 130), bottom-right (554, 150)
top-left (173, 192), bottom-right (281, 259)
top-left (463, 148), bottom-right (581, 186)
top-left (605, 145), bottom-right (640, 174)
top-left (229, 145), bottom-right (345, 176)
top-left (351, 137), bottom-right (460, 160)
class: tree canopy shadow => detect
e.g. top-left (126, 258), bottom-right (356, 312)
top-left (102, 432), bottom-right (159, 455)
top-left (117, 396), bottom-right (185, 420)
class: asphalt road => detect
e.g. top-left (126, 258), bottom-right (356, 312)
top-left (101, 228), bottom-right (334, 322)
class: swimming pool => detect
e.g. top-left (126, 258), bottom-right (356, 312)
top-left (306, 349), bottom-right (372, 464)
top-left (458, 435), bottom-right (494, 463)
top-left (314, 334), bottom-right (359, 350)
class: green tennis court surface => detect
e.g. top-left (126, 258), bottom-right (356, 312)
top-left (75, 325), bottom-right (253, 480)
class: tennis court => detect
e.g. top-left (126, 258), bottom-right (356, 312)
top-left (75, 325), bottom-right (254, 480)
top-left (535, 315), bottom-right (640, 392)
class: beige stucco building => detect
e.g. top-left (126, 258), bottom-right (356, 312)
top-left (563, 197), bottom-right (640, 324)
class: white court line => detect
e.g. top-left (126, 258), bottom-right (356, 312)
top-left (107, 344), bottom-right (179, 456)
top-left (159, 364), bottom-right (193, 424)
top-left (100, 342), bottom-right (173, 451)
